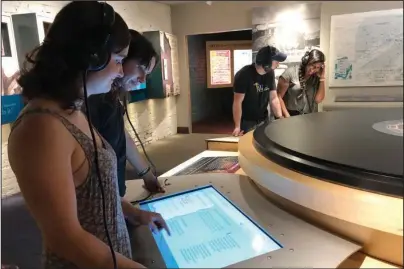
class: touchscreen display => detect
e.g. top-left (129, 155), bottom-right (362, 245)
top-left (140, 186), bottom-right (282, 268)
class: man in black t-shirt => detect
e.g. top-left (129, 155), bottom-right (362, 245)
top-left (86, 30), bottom-right (162, 197)
top-left (232, 45), bottom-right (287, 136)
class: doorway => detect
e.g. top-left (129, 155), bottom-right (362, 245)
top-left (187, 29), bottom-right (252, 134)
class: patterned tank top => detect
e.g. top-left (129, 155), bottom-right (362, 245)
top-left (10, 108), bottom-right (132, 268)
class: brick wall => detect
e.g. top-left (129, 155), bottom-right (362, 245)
top-left (1, 1), bottom-right (177, 197)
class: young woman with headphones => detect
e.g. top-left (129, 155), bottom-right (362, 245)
top-left (7, 2), bottom-right (168, 268)
top-left (277, 49), bottom-right (326, 117)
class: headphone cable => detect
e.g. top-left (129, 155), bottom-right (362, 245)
top-left (122, 93), bottom-right (165, 205)
top-left (122, 94), bottom-right (157, 177)
top-left (83, 72), bottom-right (117, 269)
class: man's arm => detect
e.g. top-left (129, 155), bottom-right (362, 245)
top-left (125, 129), bottom-right (148, 175)
top-left (124, 129), bottom-right (160, 190)
top-left (270, 91), bottom-right (282, 118)
top-left (233, 93), bottom-right (245, 130)
top-left (232, 71), bottom-right (249, 135)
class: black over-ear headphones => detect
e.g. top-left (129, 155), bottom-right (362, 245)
top-left (42, 2), bottom-right (115, 72)
top-left (263, 46), bottom-right (278, 71)
top-left (81, 3), bottom-right (118, 269)
top-left (255, 46), bottom-right (276, 73)
top-left (87, 2), bottom-right (115, 71)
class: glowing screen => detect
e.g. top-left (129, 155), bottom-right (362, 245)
top-left (140, 185), bottom-right (282, 268)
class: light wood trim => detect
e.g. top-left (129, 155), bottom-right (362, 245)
top-left (206, 141), bottom-right (238, 151)
top-left (206, 40), bottom-right (253, 48)
top-left (235, 168), bottom-right (246, 176)
top-left (252, 179), bottom-right (403, 266)
top-left (238, 132), bottom-right (403, 236)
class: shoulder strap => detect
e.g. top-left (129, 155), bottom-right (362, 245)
top-left (10, 108), bottom-right (86, 141)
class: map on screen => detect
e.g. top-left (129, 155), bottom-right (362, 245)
top-left (140, 186), bottom-right (282, 268)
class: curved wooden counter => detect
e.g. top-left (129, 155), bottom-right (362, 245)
top-left (254, 109), bottom-right (403, 196)
top-left (238, 132), bottom-right (403, 266)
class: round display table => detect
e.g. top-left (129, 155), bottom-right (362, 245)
top-left (238, 108), bottom-right (403, 266)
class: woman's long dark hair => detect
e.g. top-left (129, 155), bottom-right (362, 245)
top-left (17, 1), bottom-right (130, 110)
top-left (298, 49), bottom-right (325, 94)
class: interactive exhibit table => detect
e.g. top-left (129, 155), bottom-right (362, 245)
top-left (160, 150), bottom-right (240, 178)
top-left (126, 108), bottom-right (402, 268)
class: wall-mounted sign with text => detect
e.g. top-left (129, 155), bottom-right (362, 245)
top-left (206, 40), bottom-right (252, 88)
top-left (210, 50), bottom-right (232, 86)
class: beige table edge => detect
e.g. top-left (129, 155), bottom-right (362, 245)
top-left (238, 132), bottom-right (403, 235)
top-left (124, 174), bottom-right (400, 269)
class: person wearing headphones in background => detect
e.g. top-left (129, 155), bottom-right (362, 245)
top-left (232, 45), bottom-right (287, 136)
top-left (87, 29), bottom-right (163, 196)
top-left (277, 49), bottom-right (326, 117)
top-left (7, 2), bottom-right (168, 268)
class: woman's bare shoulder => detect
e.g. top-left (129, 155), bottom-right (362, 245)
top-left (8, 111), bottom-right (75, 165)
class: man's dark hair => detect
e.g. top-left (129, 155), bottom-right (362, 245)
top-left (18, 1), bottom-right (130, 110)
top-left (124, 29), bottom-right (159, 68)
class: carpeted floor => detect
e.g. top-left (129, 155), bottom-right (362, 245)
top-left (192, 118), bottom-right (234, 135)
top-left (1, 133), bottom-right (223, 269)
top-left (125, 133), bottom-right (224, 178)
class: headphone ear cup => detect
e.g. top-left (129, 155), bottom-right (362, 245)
top-left (85, 2), bottom-right (114, 72)
top-left (88, 50), bottom-right (110, 71)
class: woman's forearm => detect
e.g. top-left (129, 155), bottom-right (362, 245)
top-left (278, 95), bottom-right (290, 117)
top-left (124, 130), bottom-right (149, 174)
top-left (315, 80), bottom-right (325, 103)
top-left (50, 228), bottom-right (145, 268)
top-left (121, 197), bottom-right (142, 219)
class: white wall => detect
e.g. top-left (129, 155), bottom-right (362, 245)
top-left (320, 1), bottom-right (403, 111)
top-left (172, 1), bottom-right (403, 129)
top-left (1, 0), bottom-right (176, 197)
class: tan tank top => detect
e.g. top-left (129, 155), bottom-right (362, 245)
top-left (11, 108), bottom-right (132, 268)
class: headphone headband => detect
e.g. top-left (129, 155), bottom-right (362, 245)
top-left (42, 2), bottom-right (116, 72)
top-left (87, 2), bottom-right (115, 71)
top-left (100, 2), bottom-right (115, 45)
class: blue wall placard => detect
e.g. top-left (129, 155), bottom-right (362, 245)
top-left (136, 82), bottom-right (146, 90)
top-left (128, 82), bottom-right (147, 91)
top-left (1, 94), bottom-right (23, 125)
top-left (128, 89), bottom-right (147, 103)
top-left (127, 82), bottom-right (147, 103)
